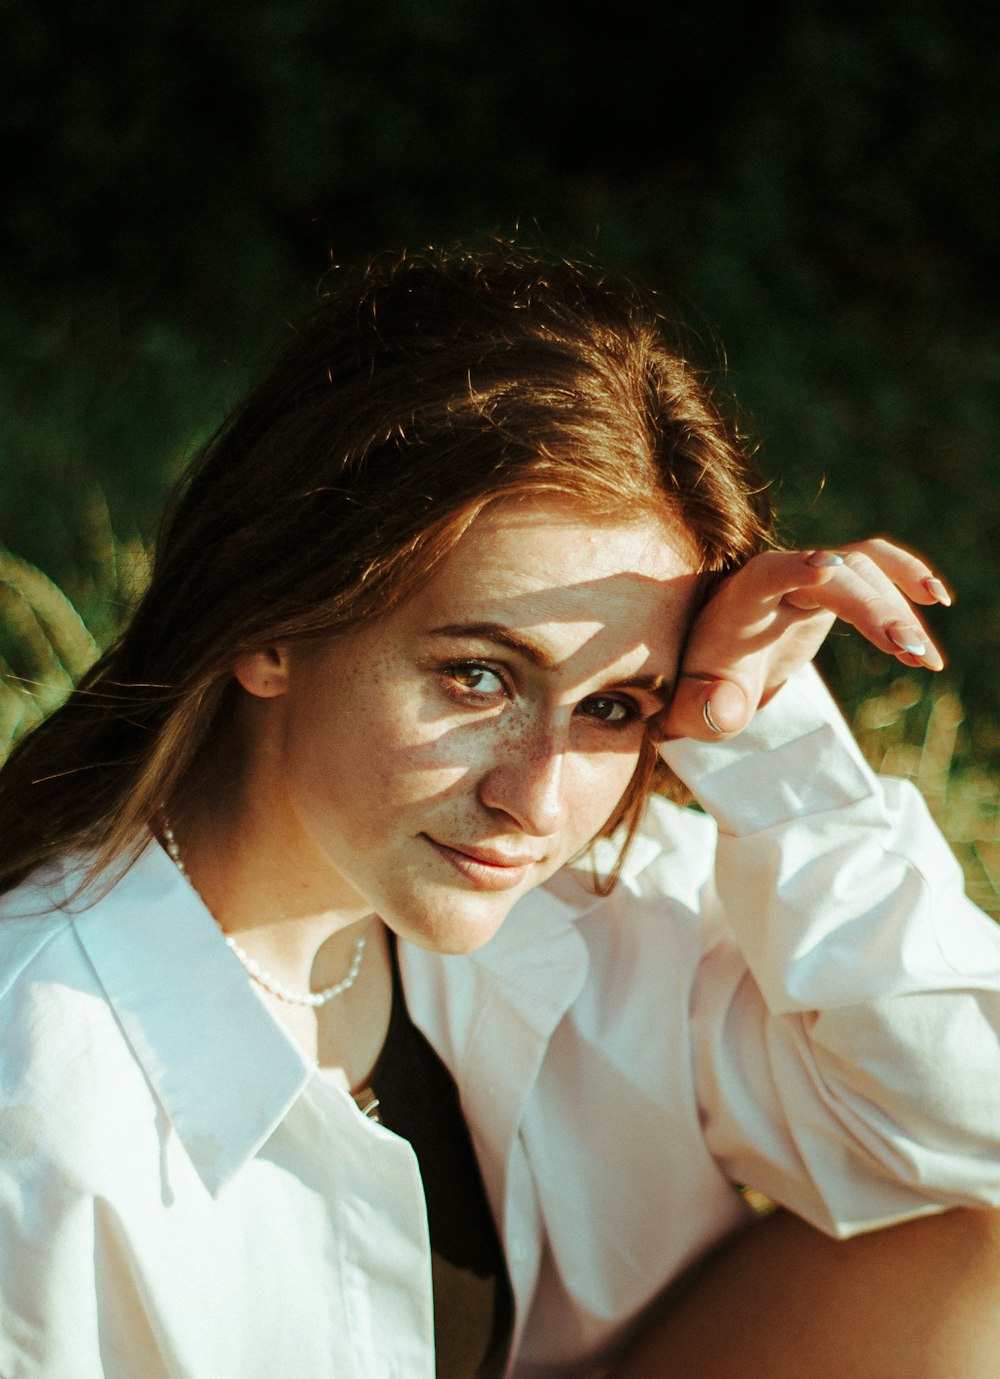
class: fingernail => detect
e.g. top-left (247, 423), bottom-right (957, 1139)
top-left (923, 576), bottom-right (952, 607)
top-left (888, 626), bottom-right (927, 657)
top-left (806, 550), bottom-right (845, 567)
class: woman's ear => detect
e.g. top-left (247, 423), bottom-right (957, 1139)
top-left (233, 647), bottom-right (291, 699)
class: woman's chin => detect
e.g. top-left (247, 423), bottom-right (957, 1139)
top-left (382, 888), bottom-right (521, 956)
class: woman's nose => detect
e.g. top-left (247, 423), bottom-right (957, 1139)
top-left (478, 728), bottom-right (566, 837)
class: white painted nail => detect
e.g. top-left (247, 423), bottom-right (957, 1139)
top-left (923, 577), bottom-right (952, 607)
top-left (888, 627), bottom-right (927, 656)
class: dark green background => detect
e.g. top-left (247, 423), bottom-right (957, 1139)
top-left (2, 1), bottom-right (998, 755)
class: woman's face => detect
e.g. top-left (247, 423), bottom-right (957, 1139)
top-left (239, 496), bottom-right (702, 953)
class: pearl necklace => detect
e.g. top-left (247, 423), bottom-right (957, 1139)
top-left (160, 819), bottom-right (366, 1008)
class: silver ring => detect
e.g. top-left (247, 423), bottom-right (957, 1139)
top-left (703, 699), bottom-right (725, 735)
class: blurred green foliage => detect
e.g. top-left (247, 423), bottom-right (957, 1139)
top-left (1, 0), bottom-right (998, 787)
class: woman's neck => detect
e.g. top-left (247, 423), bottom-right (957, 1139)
top-left (166, 758), bottom-right (394, 1082)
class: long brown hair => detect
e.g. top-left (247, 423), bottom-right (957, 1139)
top-left (0, 242), bottom-right (773, 897)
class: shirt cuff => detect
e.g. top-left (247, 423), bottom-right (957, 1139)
top-left (658, 664), bottom-right (878, 836)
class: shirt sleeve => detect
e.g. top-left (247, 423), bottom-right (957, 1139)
top-left (658, 663), bottom-right (1000, 1237)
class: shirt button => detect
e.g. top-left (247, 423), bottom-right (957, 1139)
top-left (510, 1237), bottom-right (528, 1263)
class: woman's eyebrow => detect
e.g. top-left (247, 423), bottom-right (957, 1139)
top-left (430, 621), bottom-right (556, 667)
top-left (615, 672), bottom-right (672, 706)
top-left (428, 622), bottom-right (672, 704)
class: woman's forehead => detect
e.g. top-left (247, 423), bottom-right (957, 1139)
top-left (402, 496), bottom-right (703, 670)
top-left (438, 495), bottom-right (700, 593)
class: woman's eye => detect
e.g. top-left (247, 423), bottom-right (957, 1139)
top-left (445, 663), bottom-right (505, 696)
top-left (579, 696), bottom-right (635, 725)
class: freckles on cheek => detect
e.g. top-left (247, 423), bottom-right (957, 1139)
top-left (365, 720), bottom-right (478, 803)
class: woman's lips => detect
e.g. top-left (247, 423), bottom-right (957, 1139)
top-left (425, 838), bottom-right (540, 891)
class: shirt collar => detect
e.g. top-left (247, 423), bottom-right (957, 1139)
top-left (65, 813), bottom-right (668, 1196)
top-left (400, 819), bottom-right (670, 1166)
top-left (585, 824), bottom-right (665, 893)
top-left (69, 840), bottom-right (313, 1197)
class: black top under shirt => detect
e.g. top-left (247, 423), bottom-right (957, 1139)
top-left (351, 939), bottom-right (513, 1379)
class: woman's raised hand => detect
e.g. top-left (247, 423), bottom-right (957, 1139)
top-left (655, 539), bottom-right (952, 743)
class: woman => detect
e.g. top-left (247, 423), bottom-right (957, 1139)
top-left (1, 245), bottom-right (998, 1378)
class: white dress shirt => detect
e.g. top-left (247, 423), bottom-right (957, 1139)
top-left (2, 666), bottom-right (999, 1377)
